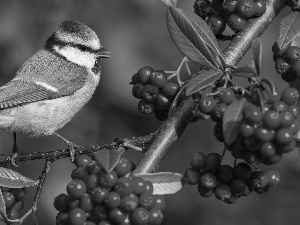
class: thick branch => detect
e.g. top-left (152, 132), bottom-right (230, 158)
top-left (133, 0), bottom-right (288, 174)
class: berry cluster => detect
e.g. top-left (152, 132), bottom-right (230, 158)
top-left (273, 42), bottom-right (300, 83)
top-left (54, 155), bottom-right (165, 225)
top-left (194, 0), bottom-right (266, 35)
top-left (184, 152), bottom-right (281, 203)
top-left (131, 66), bottom-right (180, 121)
top-left (229, 87), bottom-right (299, 165)
top-left (0, 186), bottom-right (27, 224)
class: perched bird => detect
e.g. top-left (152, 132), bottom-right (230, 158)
top-left (0, 20), bottom-right (110, 163)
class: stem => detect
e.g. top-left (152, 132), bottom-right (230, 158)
top-left (134, 0), bottom-right (287, 174)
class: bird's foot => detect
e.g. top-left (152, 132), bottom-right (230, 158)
top-left (11, 146), bottom-right (20, 167)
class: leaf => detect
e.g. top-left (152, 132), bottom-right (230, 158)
top-left (160, 0), bottom-right (177, 7)
top-left (232, 66), bottom-right (255, 78)
top-left (92, 147), bottom-right (125, 173)
top-left (134, 172), bottom-right (183, 195)
top-left (278, 12), bottom-right (300, 50)
top-left (167, 7), bottom-right (222, 70)
top-left (251, 38), bottom-right (262, 76)
top-left (0, 191), bottom-right (6, 220)
top-left (186, 70), bottom-right (222, 96)
top-left (0, 167), bottom-right (36, 188)
top-left (223, 98), bottom-right (251, 145)
top-left (246, 60), bottom-right (258, 77)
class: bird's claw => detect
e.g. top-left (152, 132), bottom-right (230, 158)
top-left (10, 152), bottom-right (20, 167)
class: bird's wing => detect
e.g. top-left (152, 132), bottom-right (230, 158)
top-left (0, 76), bottom-right (86, 110)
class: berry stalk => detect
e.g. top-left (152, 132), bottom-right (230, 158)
top-left (134, 0), bottom-right (288, 174)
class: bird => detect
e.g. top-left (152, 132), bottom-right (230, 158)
top-left (0, 20), bottom-right (110, 164)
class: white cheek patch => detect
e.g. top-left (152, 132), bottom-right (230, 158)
top-left (54, 46), bottom-right (96, 69)
top-left (35, 81), bottom-right (59, 92)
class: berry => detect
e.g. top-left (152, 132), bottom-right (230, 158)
top-left (114, 177), bottom-right (133, 197)
top-left (262, 110), bottom-right (280, 129)
top-left (86, 174), bottom-right (99, 190)
top-left (99, 171), bottom-right (118, 188)
top-left (194, 0), bottom-right (212, 18)
top-left (275, 128), bottom-right (293, 144)
top-left (215, 164), bottom-right (234, 183)
top-left (10, 188), bottom-right (26, 201)
top-left (91, 187), bottom-right (109, 203)
top-left (259, 142), bottom-right (276, 159)
top-left (56, 212), bottom-right (69, 225)
top-left (242, 104), bottom-right (263, 124)
top-left (281, 87), bottom-right (299, 105)
top-left (139, 192), bottom-right (156, 210)
top-left (54, 193), bottom-right (71, 212)
top-left (130, 208), bottom-right (149, 225)
top-left (2, 192), bottom-right (15, 209)
top-left (250, 171), bottom-right (269, 188)
top-left (238, 121), bottom-right (255, 137)
top-left (185, 168), bottom-right (201, 185)
top-left (85, 161), bottom-right (101, 175)
top-left (75, 155), bottom-right (92, 168)
top-left (92, 205), bottom-right (108, 221)
top-left (162, 81), bottom-right (180, 98)
top-left (266, 170), bottom-right (281, 187)
top-left (214, 183), bottom-right (231, 201)
top-left (80, 193), bottom-right (94, 212)
top-left (69, 208), bottom-right (87, 225)
top-left (219, 88), bottom-right (235, 105)
top-left (224, 193), bottom-right (238, 204)
top-left (148, 208), bottom-right (164, 225)
top-left (206, 15), bottom-right (226, 36)
top-left (132, 83), bottom-right (144, 99)
top-left (97, 220), bottom-right (112, 225)
top-left (223, 0), bottom-right (239, 14)
top-left (114, 158), bottom-right (132, 177)
top-left (71, 167), bottom-right (89, 182)
top-left (254, 0), bottom-right (266, 17)
top-left (68, 199), bottom-right (80, 209)
top-left (197, 184), bottom-right (214, 197)
top-left (275, 57), bottom-right (292, 74)
top-left (131, 73), bottom-right (140, 85)
top-left (292, 60), bottom-right (300, 77)
top-left (253, 127), bottom-right (275, 142)
top-left (190, 152), bottom-right (207, 170)
top-left (120, 195), bottom-right (138, 212)
top-left (230, 179), bottom-right (246, 195)
top-left (144, 181), bottom-right (154, 194)
top-left (237, 0), bottom-right (256, 18)
top-left (266, 89), bottom-right (281, 104)
top-left (234, 162), bottom-right (252, 180)
top-left (264, 153), bottom-right (282, 165)
top-left (285, 46), bottom-right (300, 62)
top-left (141, 84), bottom-right (159, 102)
top-left (109, 208), bottom-right (126, 224)
top-left (212, 0), bottom-right (224, 12)
top-left (278, 139), bottom-right (296, 153)
top-left (279, 111), bottom-right (294, 128)
top-left (150, 70), bottom-right (167, 88)
top-left (288, 105), bottom-right (300, 118)
top-left (210, 103), bottom-right (227, 122)
top-left (138, 100), bottom-right (156, 114)
top-left (104, 191), bottom-right (121, 209)
top-left (132, 177), bottom-right (147, 195)
top-left (198, 96), bottom-right (217, 114)
top-left (242, 136), bottom-right (262, 151)
top-left (282, 71), bottom-right (297, 82)
top-left (242, 184), bottom-right (252, 197)
top-left (204, 153), bottom-right (221, 171)
top-left (253, 185), bottom-right (270, 194)
top-left (138, 66), bottom-right (154, 84)
top-left (154, 195), bottom-right (166, 210)
top-left (245, 151), bottom-right (263, 165)
top-left (200, 173), bottom-right (218, 188)
top-left (67, 179), bottom-right (87, 199)
top-left (156, 93), bottom-right (172, 110)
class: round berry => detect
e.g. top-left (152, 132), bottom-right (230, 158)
top-left (190, 152), bottom-right (207, 170)
top-left (154, 195), bottom-right (166, 210)
top-left (275, 128), bottom-right (293, 144)
top-left (138, 66), bottom-right (154, 84)
top-left (215, 164), bottom-right (234, 183)
top-left (212, 0), bottom-right (224, 12)
top-left (69, 208), bottom-right (87, 225)
top-left (71, 167), bottom-right (89, 182)
top-left (234, 162), bottom-right (252, 180)
top-left (259, 142), bottom-right (276, 159)
top-left (197, 184), bottom-right (214, 197)
top-left (148, 208), bottom-right (164, 225)
top-left (80, 193), bottom-right (94, 213)
top-left (54, 193), bottom-right (71, 212)
top-left (288, 105), bottom-right (300, 118)
top-left (194, 0), bottom-right (212, 18)
top-left (210, 103), bottom-right (227, 122)
top-left (138, 100), bottom-right (156, 114)
top-left (85, 161), bottom-right (101, 175)
top-left (238, 121), bottom-right (255, 137)
top-left (156, 93), bottom-right (172, 110)
top-left (224, 193), bottom-right (238, 204)
top-left (12, 200), bottom-right (24, 212)
top-left (10, 188), bottom-right (26, 201)
top-left (75, 155), bottom-right (92, 168)
top-left (281, 87), bottom-right (299, 105)
top-left (68, 199), bottom-right (80, 209)
top-left (104, 191), bottom-right (121, 209)
top-left (67, 179), bottom-right (87, 199)
top-left (131, 73), bottom-right (140, 85)
top-left (120, 195), bottom-right (138, 212)
top-left (198, 96), bottom-right (217, 114)
top-left (266, 89), bottom-right (281, 104)
top-left (204, 153), bottom-right (221, 171)
top-left (275, 57), bottom-right (292, 74)
top-left (254, 0), bottom-right (266, 17)
top-left (91, 187), bottom-right (109, 203)
top-left (114, 158), bottom-right (132, 177)
top-left (266, 170), bottom-right (281, 187)
top-left (139, 192), bottom-right (156, 210)
top-left (114, 177), bottom-right (133, 197)
top-left (185, 168), bottom-right (201, 185)
top-left (144, 181), bottom-right (154, 194)
top-left (132, 177), bottom-right (147, 195)
top-left (150, 70), bottom-right (167, 88)
top-left (282, 71), bottom-right (297, 82)
top-left (223, 0), bottom-right (239, 14)
top-left (131, 207), bottom-right (149, 225)
top-left (56, 212), bottom-right (69, 225)
top-left (86, 174), bottom-right (99, 190)
top-left (285, 46), bottom-right (300, 62)
top-left (219, 88), bottom-right (235, 105)
top-left (132, 83), bottom-right (144, 99)
top-left (230, 179), bottom-right (246, 195)
top-left (214, 183), bottom-right (231, 201)
top-left (206, 15), bottom-right (226, 36)
top-left (92, 205), bottom-right (108, 221)
top-left (99, 171), bottom-right (118, 189)
top-left (250, 170), bottom-right (269, 188)
top-left (253, 185), bottom-right (270, 194)
top-left (245, 151), bottom-right (263, 165)
top-left (242, 184), bottom-right (252, 197)
top-left (253, 127), bottom-right (275, 142)
top-left (162, 81), bottom-right (180, 98)
top-left (243, 104), bottom-right (263, 124)
top-left (279, 111), bottom-right (294, 128)
top-left (141, 84), bottom-right (159, 103)
top-left (237, 0), bottom-right (256, 18)
top-left (264, 153), bottom-right (283, 165)
top-left (109, 208), bottom-right (126, 224)
top-left (262, 110), bottom-right (280, 129)
top-left (292, 60), bottom-right (300, 77)
top-left (97, 220), bottom-right (112, 225)
top-left (200, 173), bottom-right (218, 188)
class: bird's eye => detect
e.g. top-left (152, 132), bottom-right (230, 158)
top-left (78, 45), bottom-right (88, 51)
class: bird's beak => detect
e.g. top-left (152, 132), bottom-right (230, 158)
top-left (97, 47), bottom-right (110, 58)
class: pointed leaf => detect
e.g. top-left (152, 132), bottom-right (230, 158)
top-left (246, 59), bottom-right (258, 77)
top-left (278, 12), bottom-right (300, 50)
top-left (252, 38), bottom-right (262, 76)
top-left (0, 167), bottom-right (36, 188)
top-left (160, 0), bottom-right (177, 7)
top-left (232, 66), bottom-right (255, 78)
top-left (93, 147), bottom-right (125, 173)
top-left (134, 172), bottom-right (183, 195)
top-left (223, 98), bottom-right (251, 145)
top-left (186, 70), bottom-right (222, 96)
top-left (167, 7), bottom-right (221, 70)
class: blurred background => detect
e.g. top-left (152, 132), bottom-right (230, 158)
top-left (0, 1), bottom-right (299, 225)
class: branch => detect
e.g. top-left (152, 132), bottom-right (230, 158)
top-left (133, 0), bottom-right (288, 174)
